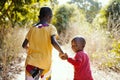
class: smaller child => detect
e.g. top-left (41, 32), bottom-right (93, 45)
top-left (61, 37), bottom-right (93, 80)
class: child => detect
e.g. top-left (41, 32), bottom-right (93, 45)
top-left (22, 7), bottom-right (65, 80)
top-left (62, 37), bottom-right (93, 80)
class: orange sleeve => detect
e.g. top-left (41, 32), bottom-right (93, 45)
top-left (50, 25), bottom-right (58, 39)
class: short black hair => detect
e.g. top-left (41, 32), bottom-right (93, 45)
top-left (72, 37), bottom-right (86, 47)
top-left (38, 7), bottom-right (52, 19)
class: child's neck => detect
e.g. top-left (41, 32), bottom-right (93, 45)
top-left (39, 19), bottom-right (48, 24)
top-left (76, 49), bottom-right (83, 53)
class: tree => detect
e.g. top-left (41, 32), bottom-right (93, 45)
top-left (107, 0), bottom-right (120, 32)
top-left (69, 0), bottom-right (101, 23)
top-left (53, 4), bottom-right (79, 34)
top-left (50, 0), bottom-right (59, 9)
top-left (0, 0), bottom-right (49, 27)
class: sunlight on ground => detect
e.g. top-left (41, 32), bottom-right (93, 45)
top-left (51, 48), bottom-right (74, 80)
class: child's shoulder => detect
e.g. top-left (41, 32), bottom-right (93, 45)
top-left (49, 24), bottom-right (54, 27)
top-left (48, 24), bottom-right (56, 29)
top-left (78, 51), bottom-right (88, 56)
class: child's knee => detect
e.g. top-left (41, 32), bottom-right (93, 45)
top-left (46, 76), bottom-right (51, 80)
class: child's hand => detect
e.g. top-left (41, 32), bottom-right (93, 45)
top-left (24, 46), bottom-right (28, 49)
top-left (59, 53), bottom-right (68, 60)
top-left (64, 53), bottom-right (68, 59)
top-left (59, 52), bottom-right (64, 57)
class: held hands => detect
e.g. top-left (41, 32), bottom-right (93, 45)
top-left (59, 53), bottom-right (68, 60)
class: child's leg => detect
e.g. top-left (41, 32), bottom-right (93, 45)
top-left (41, 75), bottom-right (51, 80)
top-left (25, 67), bottom-right (43, 80)
top-left (25, 71), bottom-right (42, 80)
top-left (46, 76), bottom-right (51, 80)
top-left (26, 75), bottom-right (34, 80)
top-left (41, 69), bottom-right (51, 80)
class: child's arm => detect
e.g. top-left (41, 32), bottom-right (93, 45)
top-left (51, 35), bottom-right (63, 53)
top-left (67, 58), bottom-right (81, 66)
top-left (51, 35), bottom-right (66, 59)
top-left (22, 39), bottom-right (29, 49)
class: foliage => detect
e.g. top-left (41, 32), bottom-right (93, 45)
top-left (0, 0), bottom-right (49, 27)
top-left (92, 6), bottom-right (108, 29)
top-left (83, 26), bottom-right (120, 72)
top-left (96, 39), bottom-right (120, 72)
top-left (94, 0), bottom-right (120, 32)
top-left (110, 40), bottom-right (120, 61)
top-left (53, 4), bottom-right (79, 34)
top-left (0, 27), bottom-right (26, 80)
top-left (107, 0), bottom-right (120, 32)
top-left (50, 0), bottom-right (59, 9)
top-left (108, 40), bottom-right (120, 71)
top-left (69, 0), bottom-right (101, 23)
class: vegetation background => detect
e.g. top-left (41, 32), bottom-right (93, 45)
top-left (0, 0), bottom-right (120, 80)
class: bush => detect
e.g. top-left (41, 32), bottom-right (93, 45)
top-left (53, 4), bottom-right (79, 34)
top-left (0, 27), bottom-right (26, 80)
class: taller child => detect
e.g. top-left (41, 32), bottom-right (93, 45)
top-left (22, 7), bottom-right (64, 80)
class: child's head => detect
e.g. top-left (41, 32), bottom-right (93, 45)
top-left (71, 37), bottom-right (86, 53)
top-left (38, 7), bottom-right (53, 23)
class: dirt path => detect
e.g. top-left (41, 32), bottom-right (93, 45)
top-left (15, 48), bottom-right (120, 80)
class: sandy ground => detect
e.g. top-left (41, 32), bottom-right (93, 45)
top-left (15, 48), bottom-right (120, 80)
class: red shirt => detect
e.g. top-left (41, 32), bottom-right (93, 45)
top-left (67, 51), bottom-right (93, 80)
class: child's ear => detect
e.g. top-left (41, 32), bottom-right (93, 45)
top-left (82, 45), bottom-right (85, 48)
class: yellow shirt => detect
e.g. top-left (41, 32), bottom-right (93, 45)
top-left (25, 24), bottom-right (58, 70)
